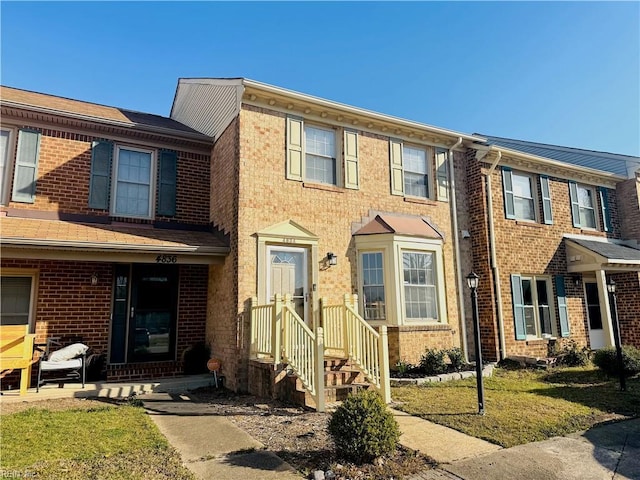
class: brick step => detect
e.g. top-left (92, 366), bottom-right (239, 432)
top-left (324, 370), bottom-right (367, 386)
top-left (302, 383), bottom-right (372, 409)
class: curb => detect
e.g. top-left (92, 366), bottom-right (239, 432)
top-left (390, 364), bottom-right (495, 387)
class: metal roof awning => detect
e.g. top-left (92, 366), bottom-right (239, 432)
top-left (354, 214), bottom-right (443, 239)
top-left (566, 237), bottom-right (640, 273)
top-left (0, 217), bottom-right (229, 265)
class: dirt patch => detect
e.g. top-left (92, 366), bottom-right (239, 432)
top-left (0, 397), bottom-right (106, 415)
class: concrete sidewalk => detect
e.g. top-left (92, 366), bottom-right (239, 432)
top-left (140, 392), bottom-right (639, 480)
top-left (142, 392), bottom-right (302, 480)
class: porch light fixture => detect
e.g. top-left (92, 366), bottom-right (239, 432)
top-left (572, 274), bottom-right (581, 287)
top-left (606, 278), bottom-right (625, 391)
top-left (327, 252), bottom-right (338, 266)
top-left (466, 272), bottom-right (485, 415)
top-left (90, 273), bottom-right (98, 286)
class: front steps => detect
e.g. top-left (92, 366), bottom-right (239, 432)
top-left (289, 357), bottom-right (373, 410)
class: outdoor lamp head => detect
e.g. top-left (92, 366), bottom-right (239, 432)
top-left (327, 252), bottom-right (338, 266)
top-left (466, 272), bottom-right (479, 290)
top-left (607, 279), bottom-right (616, 294)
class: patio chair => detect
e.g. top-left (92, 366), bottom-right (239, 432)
top-left (36, 338), bottom-right (87, 392)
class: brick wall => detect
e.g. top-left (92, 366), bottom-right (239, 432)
top-left (612, 272), bottom-right (640, 349)
top-left (207, 118), bottom-right (243, 390)
top-left (617, 174), bottom-right (640, 242)
top-left (2, 126), bottom-right (211, 225)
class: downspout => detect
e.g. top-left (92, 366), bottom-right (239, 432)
top-left (485, 150), bottom-right (506, 360)
top-left (448, 137), bottom-right (469, 362)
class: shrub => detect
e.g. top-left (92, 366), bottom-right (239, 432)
top-left (393, 359), bottom-right (413, 376)
top-left (447, 347), bottom-right (465, 372)
top-left (419, 349), bottom-right (447, 375)
top-left (558, 340), bottom-right (590, 367)
top-left (328, 390), bottom-right (400, 464)
top-left (593, 346), bottom-right (640, 377)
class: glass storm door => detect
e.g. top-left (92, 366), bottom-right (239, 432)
top-left (110, 264), bottom-right (178, 363)
top-left (585, 282), bottom-right (605, 350)
top-left (267, 246), bottom-right (308, 323)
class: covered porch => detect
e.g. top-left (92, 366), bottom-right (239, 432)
top-left (565, 236), bottom-right (640, 350)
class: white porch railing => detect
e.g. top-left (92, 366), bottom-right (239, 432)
top-left (322, 294), bottom-right (390, 404)
top-left (249, 293), bottom-right (390, 411)
top-left (249, 294), bottom-right (325, 412)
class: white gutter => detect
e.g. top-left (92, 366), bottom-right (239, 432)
top-left (485, 150), bottom-right (506, 360)
top-left (448, 137), bottom-right (469, 362)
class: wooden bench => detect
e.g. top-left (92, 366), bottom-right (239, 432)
top-left (1, 325), bottom-right (36, 395)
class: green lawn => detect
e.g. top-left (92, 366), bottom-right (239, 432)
top-left (392, 367), bottom-right (640, 448)
top-left (1, 402), bottom-right (194, 480)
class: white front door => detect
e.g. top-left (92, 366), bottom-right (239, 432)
top-left (585, 282), bottom-right (605, 350)
top-left (267, 246), bottom-right (308, 323)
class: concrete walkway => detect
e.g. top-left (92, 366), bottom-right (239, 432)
top-left (142, 393), bottom-right (302, 480)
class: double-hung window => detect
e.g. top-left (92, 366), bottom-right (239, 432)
top-left (1, 275), bottom-right (35, 328)
top-left (569, 182), bottom-right (597, 229)
top-left (304, 126), bottom-right (336, 185)
top-left (511, 173), bottom-right (536, 221)
top-left (361, 252), bottom-right (386, 320)
top-left (403, 146), bottom-right (429, 198)
top-left (113, 146), bottom-right (154, 218)
top-left (403, 251), bottom-right (438, 321)
top-left (511, 274), bottom-right (556, 339)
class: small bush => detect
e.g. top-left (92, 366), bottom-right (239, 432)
top-left (558, 340), bottom-right (590, 367)
top-left (447, 347), bottom-right (465, 372)
top-left (593, 346), bottom-right (640, 377)
top-left (328, 390), bottom-right (400, 464)
top-left (419, 349), bottom-right (447, 375)
top-left (394, 359), bottom-right (413, 376)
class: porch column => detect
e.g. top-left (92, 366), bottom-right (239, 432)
top-left (595, 270), bottom-right (615, 348)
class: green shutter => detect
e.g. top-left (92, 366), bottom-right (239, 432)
top-left (11, 129), bottom-right (41, 203)
top-left (286, 116), bottom-right (304, 181)
top-left (569, 181), bottom-right (581, 228)
top-left (389, 139), bottom-right (404, 196)
top-left (343, 129), bottom-right (359, 189)
top-left (435, 148), bottom-right (449, 201)
top-left (555, 276), bottom-right (570, 338)
top-left (88, 140), bottom-right (113, 210)
top-left (510, 274), bottom-right (526, 340)
top-left (540, 175), bottom-right (553, 224)
top-left (157, 150), bottom-right (177, 216)
top-left (502, 167), bottom-right (515, 219)
top-left (598, 187), bottom-right (612, 232)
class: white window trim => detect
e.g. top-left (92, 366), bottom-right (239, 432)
top-left (0, 126), bottom-right (16, 206)
top-left (111, 144), bottom-right (156, 219)
top-left (397, 242), bottom-right (446, 324)
top-left (304, 123), bottom-right (340, 187)
top-left (1, 269), bottom-right (38, 332)
top-left (402, 144), bottom-right (432, 200)
top-left (359, 250), bottom-right (387, 322)
top-left (521, 275), bottom-right (557, 339)
top-left (576, 184), bottom-right (599, 230)
top-left (511, 171), bottom-right (539, 223)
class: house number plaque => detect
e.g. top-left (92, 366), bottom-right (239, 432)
top-left (282, 237), bottom-right (296, 244)
top-left (156, 255), bottom-right (178, 264)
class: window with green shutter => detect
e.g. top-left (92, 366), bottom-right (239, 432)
top-left (11, 129), bottom-right (41, 203)
top-left (555, 276), bottom-right (570, 338)
top-left (157, 150), bottom-right (177, 216)
top-left (540, 175), bottom-right (553, 224)
top-left (88, 140), bottom-right (113, 210)
top-left (598, 187), bottom-right (612, 232)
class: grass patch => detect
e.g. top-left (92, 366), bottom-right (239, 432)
top-left (392, 367), bottom-right (640, 448)
top-left (1, 402), bottom-right (194, 479)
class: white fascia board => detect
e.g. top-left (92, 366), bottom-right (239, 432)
top-left (241, 78), bottom-right (484, 144)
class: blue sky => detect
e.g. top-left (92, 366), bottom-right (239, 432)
top-left (2, 2), bottom-right (639, 156)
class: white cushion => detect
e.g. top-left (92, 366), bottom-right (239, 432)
top-left (41, 358), bottom-right (83, 370)
top-left (47, 343), bottom-right (88, 362)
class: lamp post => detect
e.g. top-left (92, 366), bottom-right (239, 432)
top-left (467, 272), bottom-right (485, 415)
top-left (606, 279), bottom-right (626, 391)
